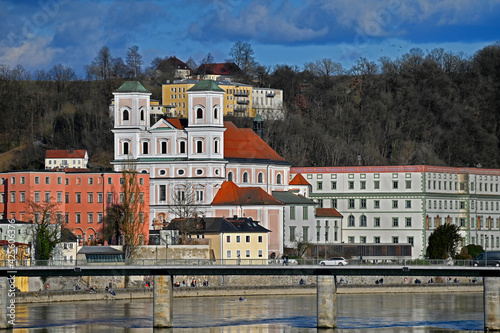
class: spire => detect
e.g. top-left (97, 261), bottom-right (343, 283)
top-left (253, 112), bottom-right (264, 139)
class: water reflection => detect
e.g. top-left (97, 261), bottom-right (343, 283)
top-left (13, 292), bottom-right (484, 332)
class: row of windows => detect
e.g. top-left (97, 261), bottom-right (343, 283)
top-left (317, 180), bottom-right (412, 191)
top-left (158, 186), bottom-right (204, 203)
top-left (170, 94), bottom-right (186, 99)
top-left (227, 172), bottom-right (283, 185)
top-left (1, 176), bottom-right (138, 186)
top-left (226, 235), bottom-right (264, 243)
top-left (472, 235), bottom-right (500, 249)
top-left (169, 87), bottom-right (186, 93)
top-left (122, 139), bottom-right (220, 156)
top-left (346, 236), bottom-right (415, 245)
top-left (226, 249), bottom-right (263, 258)
top-left (2, 191), bottom-right (143, 205)
top-left (346, 216), bottom-right (413, 228)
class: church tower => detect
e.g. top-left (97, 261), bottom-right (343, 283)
top-left (253, 113), bottom-right (264, 139)
top-left (112, 81), bottom-right (151, 161)
top-left (186, 80), bottom-right (226, 160)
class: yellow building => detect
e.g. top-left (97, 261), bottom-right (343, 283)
top-left (162, 79), bottom-right (255, 118)
top-left (184, 217), bottom-right (270, 263)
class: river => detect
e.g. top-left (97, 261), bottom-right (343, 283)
top-left (11, 292), bottom-right (484, 332)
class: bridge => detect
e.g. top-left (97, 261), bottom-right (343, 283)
top-left (2, 263), bottom-right (500, 330)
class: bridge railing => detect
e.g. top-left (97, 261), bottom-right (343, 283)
top-left (0, 258), bottom-right (493, 267)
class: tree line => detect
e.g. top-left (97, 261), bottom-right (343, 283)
top-left (0, 42), bottom-right (499, 171)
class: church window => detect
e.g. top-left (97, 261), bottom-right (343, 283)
top-left (123, 142), bottom-right (129, 155)
top-left (258, 172), bottom-right (263, 183)
top-left (196, 140), bottom-right (203, 153)
top-left (228, 171), bottom-right (233, 182)
top-left (123, 110), bottom-right (129, 121)
top-left (143, 141), bottom-right (149, 154)
top-left (197, 108), bottom-right (203, 119)
top-left (276, 173), bottom-right (282, 185)
top-left (140, 110), bottom-right (144, 121)
top-left (243, 172), bottom-right (249, 183)
top-left (214, 107), bottom-right (219, 119)
top-left (214, 139), bottom-right (219, 154)
top-left (161, 141), bottom-right (167, 154)
top-left (179, 141), bottom-right (186, 154)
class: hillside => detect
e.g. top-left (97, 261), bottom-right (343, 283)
top-left (0, 44), bottom-right (499, 171)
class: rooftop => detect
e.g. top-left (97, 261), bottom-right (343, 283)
top-left (212, 181), bottom-right (284, 206)
top-left (114, 81), bottom-right (151, 93)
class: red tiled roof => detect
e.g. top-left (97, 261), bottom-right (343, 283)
top-left (166, 118), bottom-right (184, 130)
top-left (315, 208), bottom-right (343, 218)
top-left (223, 122), bottom-right (287, 163)
top-left (289, 173), bottom-right (310, 186)
top-left (45, 149), bottom-right (87, 158)
top-left (212, 181), bottom-right (284, 206)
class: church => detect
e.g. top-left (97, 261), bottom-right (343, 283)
top-left (111, 80), bottom-right (291, 256)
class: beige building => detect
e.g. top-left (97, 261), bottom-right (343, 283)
top-left (45, 149), bottom-right (89, 170)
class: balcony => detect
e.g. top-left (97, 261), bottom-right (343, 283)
top-left (234, 91), bottom-right (249, 97)
top-left (234, 105), bottom-right (248, 112)
top-left (236, 99), bottom-right (249, 105)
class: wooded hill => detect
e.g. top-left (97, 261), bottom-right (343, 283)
top-left (0, 44), bottom-right (499, 171)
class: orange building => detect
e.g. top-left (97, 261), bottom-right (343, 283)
top-left (0, 170), bottom-right (150, 245)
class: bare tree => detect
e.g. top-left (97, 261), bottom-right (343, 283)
top-left (25, 198), bottom-right (62, 263)
top-left (304, 58), bottom-right (344, 77)
top-left (117, 164), bottom-right (148, 259)
top-left (167, 182), bottom-right (205, 244)
top-left (85, 46), bottom-right (112, 80)
top-left (229, 41), bottom-right (257, 76)
top-left (126, 45), bottom-right (143, 78)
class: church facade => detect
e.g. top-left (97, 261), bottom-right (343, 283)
top-left (111, 81), bottom-right (291, 256)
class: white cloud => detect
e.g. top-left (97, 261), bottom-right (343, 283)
top-left (0, 36), bottom-right (60, 69)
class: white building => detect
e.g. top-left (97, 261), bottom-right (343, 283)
top-left (251, 87), bottom-right (284, 120)
top-left (45, 149), bottom-right (89, 170)
top-left (291, 165), bottom-right (500, 259)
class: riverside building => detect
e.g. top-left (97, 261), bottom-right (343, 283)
top-left (290, 165), bottom-right (500, 258)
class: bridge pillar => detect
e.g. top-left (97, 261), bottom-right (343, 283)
top-left (485, 277), bottom-right (500, 331)
top-left (317, 275), bottom-right (337, 328)
top-left (153, 275), bottom-right (173, 328)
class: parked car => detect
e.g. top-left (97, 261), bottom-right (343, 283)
top-left (471, 251), bottom-right (500, 267)
top-left (319, 257), bottom-right (348, 266)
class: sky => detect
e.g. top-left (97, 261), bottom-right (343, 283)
top-left (0, 0), bottom-right (499, 77)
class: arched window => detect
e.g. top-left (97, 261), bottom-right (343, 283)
top-left (179, 141), bottom-right (186, 154)
top-left (243, 172), bottom-right (249, 183)
top-left (258, 172), bottom-right (263, 183)
top-left (227, 171), bottom-right (233, 182)
top-left (348, 215), bottom-right (355, 227)
top-left (143, 141), bottom-right (148, 154)
top-left (214, 139), bottom-right (219, 154)
top-left (123, 110), bottom-right (129, 121)
top-left (140, 110), bottom-right (144, 121)
top-left (276, 173), bottom-right (282, 185)
top-left (214, 107), bottom-right (218, 119)
top-left (123, 142), bottom-right (129, 155)
top-left (197, 108), bottom-right (203, 119)
top-left (360, 215), bottom-right (367, 227)
top-left (196, 140), bottom-right (203, 153)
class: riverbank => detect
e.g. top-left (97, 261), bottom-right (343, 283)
top-left (15, 283), bottom-right (483, 304)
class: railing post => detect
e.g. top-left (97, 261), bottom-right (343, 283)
top-left (317, 275), bottom-right (337, 328)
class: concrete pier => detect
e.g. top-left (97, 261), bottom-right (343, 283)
top-left (153, 275), bottom-right (173, 328)
top-left (485, 277), bottom-right (500, 331)
top-left (317, 275), bottom-right (337, 328)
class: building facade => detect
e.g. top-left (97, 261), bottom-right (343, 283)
top-left (291, 165), bottom-right (500, 259)
top-left (111, 80), bottom-right (290, 257)
top-left (45, 149), bottom-right (89, 170)
top-left (0, 170), bottom-right (150, 245)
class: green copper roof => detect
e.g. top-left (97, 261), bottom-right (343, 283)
top-left (253, 113), bottom-right (263, 122)
top-left (187, 80), bottom-right (224, 92)
top-left (115, 81), bottom-right (151, 93)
